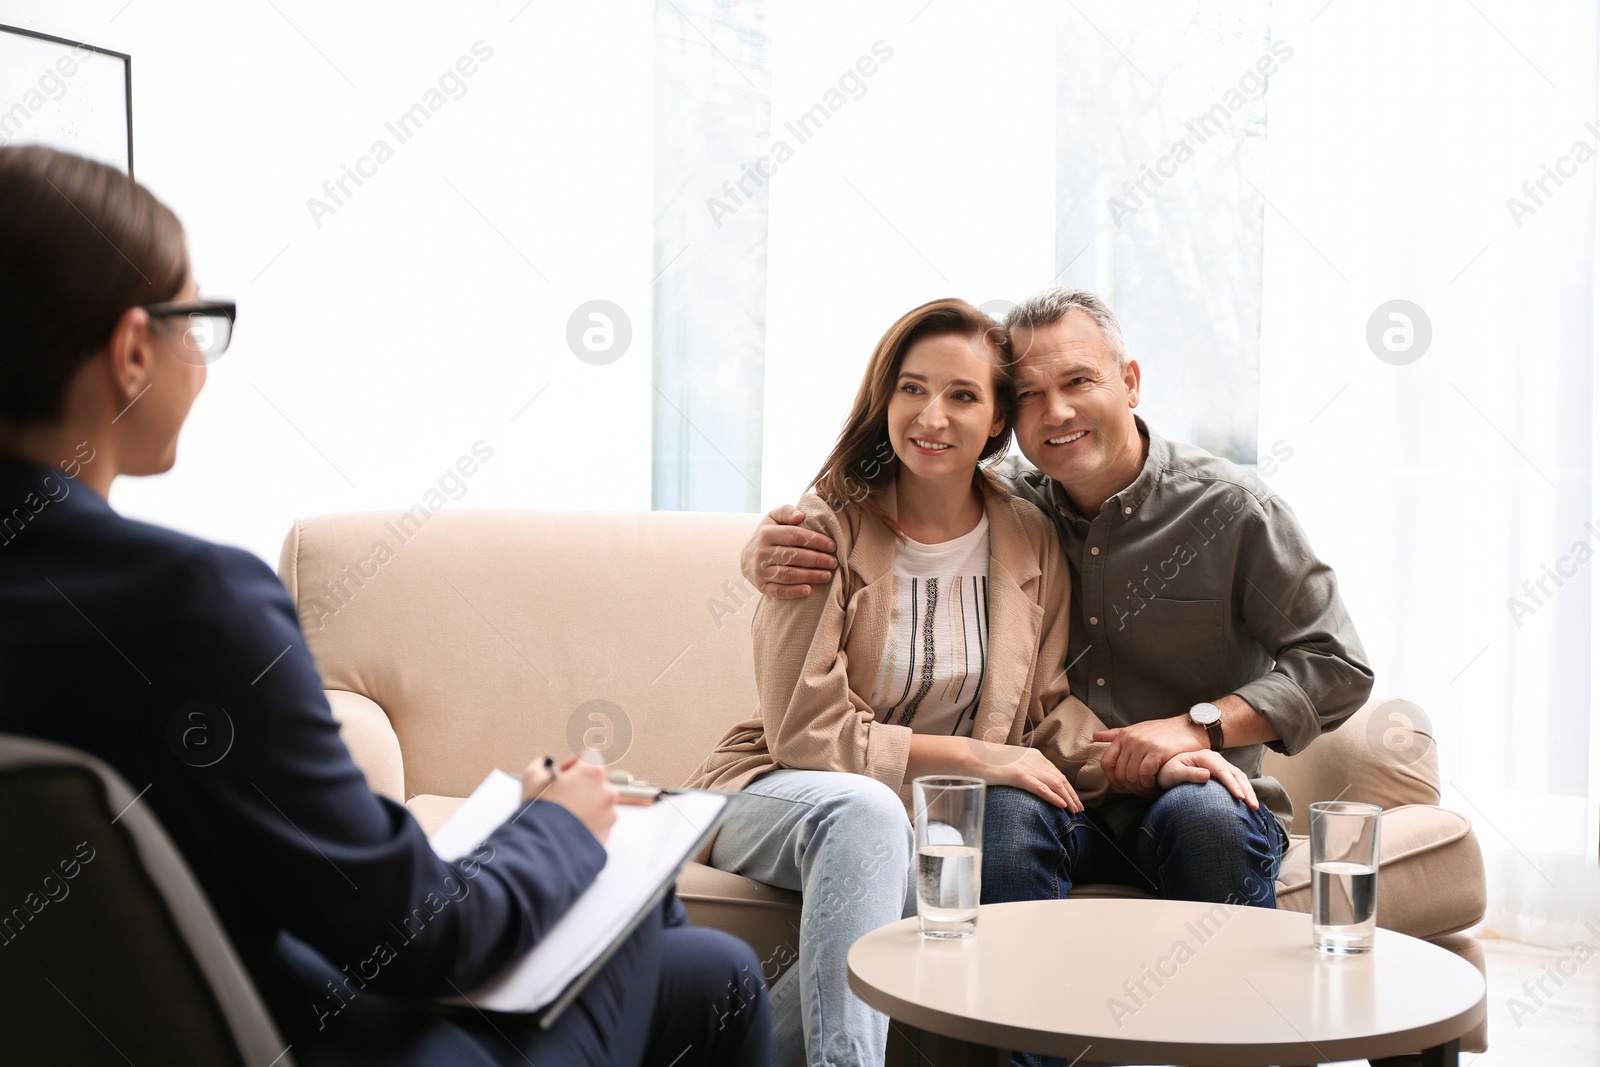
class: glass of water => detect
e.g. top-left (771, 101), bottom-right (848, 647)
top-left (1309, 800), bottom-right (1381, 954)
top-left (913, 775), bottom-right (985, 939)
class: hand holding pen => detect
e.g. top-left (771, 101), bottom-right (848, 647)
top-left (520, 749), bottom-right (618, 845)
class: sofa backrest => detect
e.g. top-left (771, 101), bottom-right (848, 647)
top-left (280, 509), bottom-right (763, 798)
top-left (280, 510), bottom-right (1444, 824)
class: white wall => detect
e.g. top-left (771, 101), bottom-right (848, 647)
top-left (1, 0), bottom-right (657, 567)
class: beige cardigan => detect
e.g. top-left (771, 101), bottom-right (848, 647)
top-left (684, 471), bottom-right (1109, 811)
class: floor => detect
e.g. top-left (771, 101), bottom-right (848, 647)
top-left (1324, 935), bottom-right (1600, 1067)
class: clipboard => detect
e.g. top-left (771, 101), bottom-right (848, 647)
top-left (536, 788), bottom-right (731, 1027)
top-left (428, 770), bottom-right (733, 1026)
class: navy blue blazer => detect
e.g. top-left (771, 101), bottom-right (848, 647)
top-left (0, 456), bottom-right (607, 1045)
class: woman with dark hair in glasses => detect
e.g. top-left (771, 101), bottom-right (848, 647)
top-left (0, 144), bottom-right (769, 1067)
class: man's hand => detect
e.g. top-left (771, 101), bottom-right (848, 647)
top-left (1093, 715), bottom-right (1208, 795)
top-left (521, 754), bottom-right (618, 845)
top-left (1156, 750), bottom-right (1259, 809)
top-left (741, 505), bottom-right (838, 599)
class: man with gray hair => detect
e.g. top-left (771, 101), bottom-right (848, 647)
top-left (744, 284), bottom-right (1372, 902)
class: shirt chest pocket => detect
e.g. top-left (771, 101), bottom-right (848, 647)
top-left (1122, 597), bottom-right (1232, 703)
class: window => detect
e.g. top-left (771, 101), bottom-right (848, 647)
top-left (652, 0), bottom-right (771, 512)
top-left (1052, 3), bottom-right (1275, 464)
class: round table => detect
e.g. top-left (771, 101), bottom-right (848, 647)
top-left (847, 899), bottom-right (1485, 1066)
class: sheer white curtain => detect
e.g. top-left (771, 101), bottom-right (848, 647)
top-left (1259, 0), bottom-right (1600, 944)
top-left (1053, 1), bottom-right (1273, 465)
top-left (759, 0), bottom-right (1057, 505)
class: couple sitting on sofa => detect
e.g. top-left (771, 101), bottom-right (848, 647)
top-left (685, 289), bottom-right (1375, 1067)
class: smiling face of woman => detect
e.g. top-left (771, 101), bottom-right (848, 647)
top-left (885, 332), bottom-right (1007, 486)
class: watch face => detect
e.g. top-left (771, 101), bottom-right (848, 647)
top-left (1190, 702), bottom-right (1222, 725)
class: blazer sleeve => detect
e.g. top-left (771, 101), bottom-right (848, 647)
top-left (1015, 503), bottom-right (1110, 805)
top-left (751, 498), bottom-right (912, 790)
top-left (163, 543), bottom-right (608, 997)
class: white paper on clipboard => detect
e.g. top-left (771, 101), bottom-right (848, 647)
top-left (429, 770), bottom-right (729, 1020)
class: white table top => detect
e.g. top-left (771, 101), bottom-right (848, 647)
top-left (847, 899), bottom-right (1486, 1065)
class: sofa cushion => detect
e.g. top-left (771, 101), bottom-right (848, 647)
top-left (1276, 803), bottom-right (1486, 940)
top-left (677, 862), bottom-right (802, 984)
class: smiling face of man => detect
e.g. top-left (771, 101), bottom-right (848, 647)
top-left (1010, 309), bottom-right (1146, 515)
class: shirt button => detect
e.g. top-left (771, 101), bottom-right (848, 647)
top-left (1124, 506), bottom-right (1132, 515)
top-left (1089, 616), bottom-right (1098, 625)
top-left (1096, 677), bottom-right (1106, 686)
top-left (1090, 547), bottom-right (1100, 555)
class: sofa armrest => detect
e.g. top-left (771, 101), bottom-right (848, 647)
top-left (406, 794), bottom-right (466, 837)
top-left (1276, 804), bottom-right (1487, 940)
top-left (1265, 696), bottom-right (1441, 836)
top-left (326, 689), bottom-right (406, 804)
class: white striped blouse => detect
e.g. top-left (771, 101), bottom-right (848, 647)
top-left (869, 513), bottom-right (991, 737)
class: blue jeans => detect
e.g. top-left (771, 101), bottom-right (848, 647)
top-left (710, 769), bottom-right (918, 1067)
top-left (982, 781), bottom-right (1286, 1067)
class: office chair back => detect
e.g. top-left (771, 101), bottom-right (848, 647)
top-left (0, 734), bottom-right (292, 1066)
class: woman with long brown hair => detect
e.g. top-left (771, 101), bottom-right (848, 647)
top-left (686, 298), bottom-right (1110, 1067)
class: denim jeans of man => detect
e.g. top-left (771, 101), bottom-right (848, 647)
top-left (981, 780), bottom-right (1286, 1067)
top-left (709, 769), bottom-right (919, 1067)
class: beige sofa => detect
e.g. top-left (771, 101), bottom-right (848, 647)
top-left (279, 506), bottom-right (1488, 1050)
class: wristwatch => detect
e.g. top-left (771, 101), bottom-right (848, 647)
top-left (1188, 702), bottom-right (1224, 751)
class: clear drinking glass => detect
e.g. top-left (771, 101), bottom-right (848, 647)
top-left (1309, 800), bottom-right (1381, 954)
top-left (913, 775), bottom-right (985, 939)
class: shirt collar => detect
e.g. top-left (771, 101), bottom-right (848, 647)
top-left (1115, 415), bottom-right (1165, 518)
top-left (1048, 415), bottom-right (1165, 524)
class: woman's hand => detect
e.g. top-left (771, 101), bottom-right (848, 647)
top-left (1155, 749), bottom-right (1259, 810)
top-left (975, 745), bottom-right (1083, 812)
top-left (906, 736), bottom-right (1081, 811)
top-left (521, 754), bottom-right (619, 844)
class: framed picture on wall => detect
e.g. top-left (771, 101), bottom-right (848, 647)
top-left (0, 23), bottom-right (132, 175)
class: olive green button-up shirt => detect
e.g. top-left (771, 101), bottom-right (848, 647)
top-left (997, 417), bottom-right (1374, 840)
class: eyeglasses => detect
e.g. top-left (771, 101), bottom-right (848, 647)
top-left (143, 300), bottom-right (236, 365)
